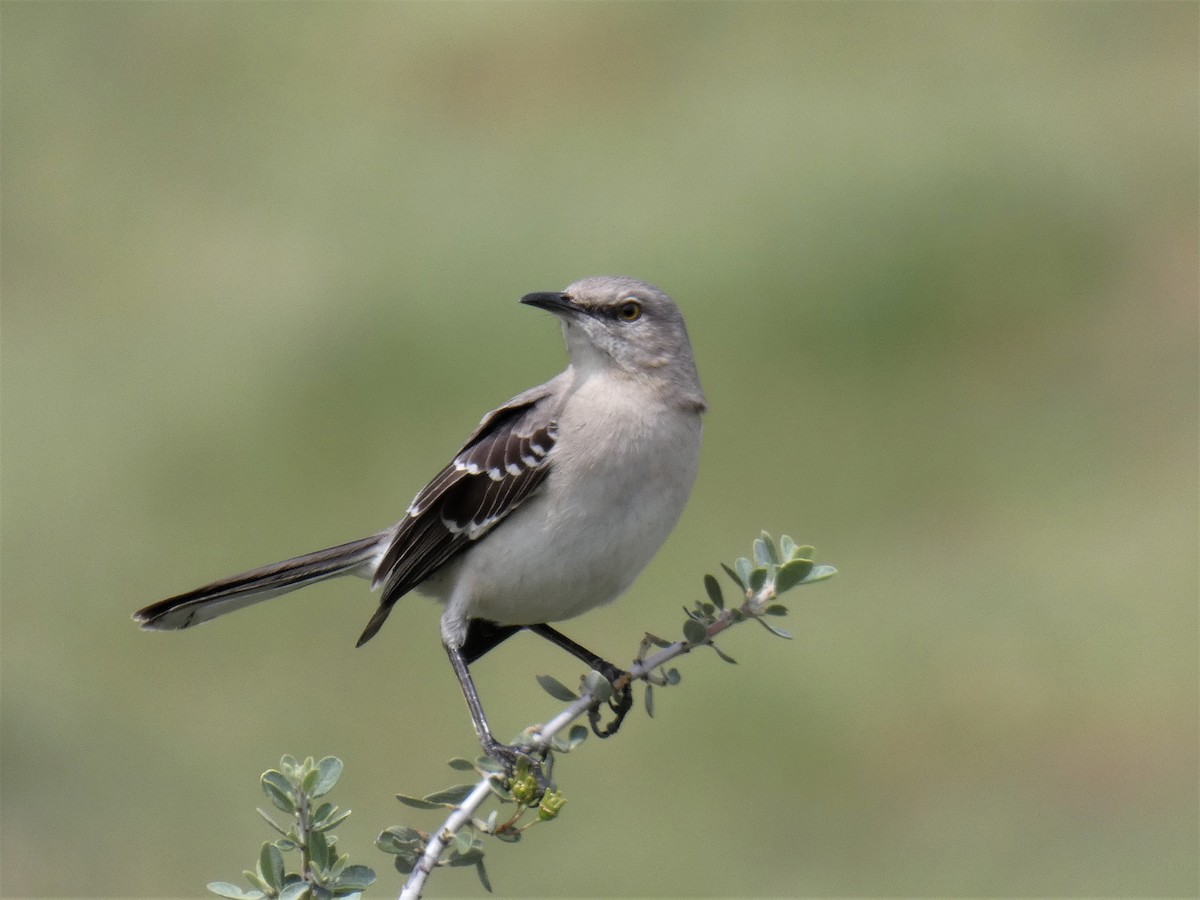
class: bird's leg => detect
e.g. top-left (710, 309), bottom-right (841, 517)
top-left (445, 643), bottom-right (550, 799)
top-left (526, 623), bottom-right (634, 738)
top-left (460, 619), bottom-right (524, 666)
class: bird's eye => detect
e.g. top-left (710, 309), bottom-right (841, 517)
top-left (617, 301), bottom-right (642, 322)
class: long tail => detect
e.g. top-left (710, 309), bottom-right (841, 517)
top-left (134, 533), bottom-right (386, 631)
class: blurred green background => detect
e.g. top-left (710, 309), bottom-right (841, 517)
top-left (2, 3), bottom-right (1196, 897)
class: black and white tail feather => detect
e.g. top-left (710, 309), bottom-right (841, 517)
top-left (133, 381), bottom-right (558, 646)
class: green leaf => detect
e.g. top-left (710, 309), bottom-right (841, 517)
top-left (259, 842), bottom-right (285, 891)
top-left (311, 802), bottom-right (335, 824)
top-left (423, 784), bottom-right (477, 806)
top-left (309, 828), bottom-right (332, 872)
top-left (329, 852), bottom-right (348, 881)
top-left (475, 858), bottom-right (494, 893)
top-left (278, 882), bottom-right (309, 900)
top-left (755, 532), bottom-right (779, 566)
top-left (256, 808), bottom-right (289, 837)
top-left (395, 792), bottom-right (442, 809)
top-left (392, 853), bottom-right (417, 875)
top-left (243, 871), bottom-right (271, 895)
top-left (682, 618), bottom-right (707, 644)
top-left (567, 723), bottom-right (588, 748)
top-left (764, 603), bottom-right (788, 616)
top-left (535, 674), bottom-right (578, 702)
top-left (755, 617), bottom-right (792, 639)
top-left (780, 534), bottom-right (797, 561)
top-left (447, 847), bottom-right (485, 867)
top-left (581, 669), bottom-right (613, 702)
top-left (447, 757), bottom-right (476, 771)
top-left (376, 826), bottom-right (423, 856)
top-left (749, 566), bottom-right (768, 593)
top-left (314, 808), bottom-right (351, 833)
top-left (703, 573), bottom-right (724, 609)
top-left (796, 544), bottom-right (816, 560)
top-left (775, 558), bottom-right (815, 592)
top-left (710, 643), bottom-right (738, 664)
top-left (336, 865), bottom-right (376, 890)
top-left (206, 882), bottom-right (264, 900)
top-left (735, 556), bottom-right (753, 587)
top-left (720, 562), bottom-right (745, 590)
top-left (644, 683), bottom-right (655, 717)
top-left (261, 771), bottom-right (296, 814)
top-left (806, 564), bottom-right (837, 583)
top-left (665, 667), bottom-right (681, 685)
top-left (475, 756), bottom-right (505, 774)
top-left (300, 766), bottom-right (319, 797)
top-left (310, 757), bottom-right (343, 798)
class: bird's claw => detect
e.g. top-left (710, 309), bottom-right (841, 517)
top-left (484, 740), bottom-right (551, 803)
top-left (587, 667), bottom-right (634, 738)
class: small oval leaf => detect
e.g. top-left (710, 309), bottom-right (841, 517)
top-left (206, 883), bottom-right (264, 900)
top-left (337, 864), bottom-right (377, 890)
top-left (581, 669), bottom-right (612, 702)
top-left (395, 793), bottom-right (442, 810)
top-left (535, 674), bottom-right (579, 702)
top-left (703, 573), bottom-right (724, 609)
top-left (735, 557), bottom-right (753, 587)
top-left (376, 825), bottom-right (424, 855)
top-left (720, 562), bottom-right (745, 591)
top-left (775, 558), bottom-right (815, 592)
top-left (806, 564), bottom-right (838, 582)
top-left (261, 772), bottom-right (296, 813)
top-left (422, 784), bottom-right (477, 806)
top-left (259, 842), bottom-right (284, 890)
top-left (780, 534), bottom-right (797, 561)
top-left (749, 567), bottom-right (769, 592)
top-left (310, 757), bottom-right (343, 798)
top-left (682, 618), bottom-right (707, 644)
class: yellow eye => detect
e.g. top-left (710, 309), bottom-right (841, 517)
top-left (617, 301), bottom-right (642, 321)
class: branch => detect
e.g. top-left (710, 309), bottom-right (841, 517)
top-left (396, 534), bottom-right (835, 900)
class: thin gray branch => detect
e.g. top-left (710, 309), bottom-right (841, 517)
top-left (398, 583), bottom-right (776, 900)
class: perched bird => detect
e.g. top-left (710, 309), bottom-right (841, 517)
top-left (135, 275), bottom-right (706, 781)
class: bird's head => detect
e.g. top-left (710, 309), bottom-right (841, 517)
top-left (520, 276), bottom-right (706, 411)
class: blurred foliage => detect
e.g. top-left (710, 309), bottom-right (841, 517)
top-left (1, 3), bottom-right (1196, 897)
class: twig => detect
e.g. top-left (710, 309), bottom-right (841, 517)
top-left (398, 585), bottom-right (773, 900)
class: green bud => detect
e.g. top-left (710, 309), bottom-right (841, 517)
top-left (538, 790), bottom-right (566, 821)
top-left (510, 772), bottom-right (539, 806)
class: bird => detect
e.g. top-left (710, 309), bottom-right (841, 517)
top-left (135, 275), bottom-right (706, 784)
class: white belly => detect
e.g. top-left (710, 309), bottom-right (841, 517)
top-left (423, 385), bottom-right (702, 647)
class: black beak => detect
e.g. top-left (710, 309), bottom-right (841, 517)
top-left (519, 292), bottom-right (576, 315)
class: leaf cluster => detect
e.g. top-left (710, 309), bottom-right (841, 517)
top-left (208, 756), bottom-right (375, 900)
top-left (692, 532), bottom-right (835, 642)
top-left (377, 733), bottom-right (584, 894)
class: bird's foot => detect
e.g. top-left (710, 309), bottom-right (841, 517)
top-left (483, 739), bottom-right (551, 803)
top-left (586, 663), bottom-right (634, 739)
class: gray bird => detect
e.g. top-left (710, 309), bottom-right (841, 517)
top-left (135, 275), bottom-right (706, 782)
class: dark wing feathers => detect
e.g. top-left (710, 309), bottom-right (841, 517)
top-left (357, 390), bottom-right (558, 646)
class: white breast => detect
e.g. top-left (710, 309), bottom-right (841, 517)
top-left (428, 373), bottom-right (702, 647)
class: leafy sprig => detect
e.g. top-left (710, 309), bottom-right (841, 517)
top-left (208, 756), bottom-right (376, 900)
